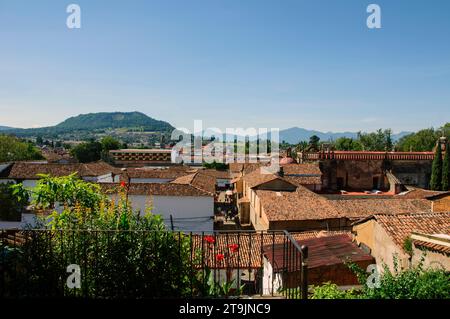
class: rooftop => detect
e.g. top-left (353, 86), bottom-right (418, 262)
top-left (0, 161), bottom-right (119, 179)
top-left (100, 182), bottom-right (212, 197)
top-left (354, 212), bottom-right (450, 253)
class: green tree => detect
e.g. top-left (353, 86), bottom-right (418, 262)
top-left (334, 137), bottom-right (363, 151)
top-left (70, 140), bottom-right (102, 163)
top-left (100, 136), bottom-right (121, 161)
top-left (430, 142), bottom-right (443, 190)
top-left (0, 183), bottom-right (29, 221)
top-left (308, 135), bottom-right (320, 151)
top-left (0, 134), bottom-right (44, 162)
top-left (358, 129), bottom-right (392, 151)
top-left (442, 143), bottom-right (450, 191)
top-left (396, 128), bottom-right (438, 152)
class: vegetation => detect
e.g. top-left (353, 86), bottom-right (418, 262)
top-left (1, 175), bottom-right (241, 298)
top-left (69, 137), bottom-right (123, 163)
top-left (203, 160), bottom-right (229, 170)
top-left (311, 257), bottom-right (450, 299)
top-left (396, 128), bottom-right (440, 152)
top-left (442, 143), bottom-right (450, 191)
top-left (396, 123), bottom-right (450, 152)
top-left (310, 282), bottom-right (359, 299)
top-left (430, 142), bottom-right (443, 190)
top-left (0, 183), bottom-right (29, 221)
top-left (357, 129), bottom-right (393, 151)
top-left (0, 134), bottom-right (44, 162)
top-left (334, 137), bottom-right (363, 151)
top-left (55, 111), bottom-right (173, 132)
top-left (70, 140), bottom-right (103, 163)
top-left (347, 257), bottom-right (450, 299)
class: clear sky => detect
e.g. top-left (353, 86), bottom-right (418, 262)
top-left (0, 0), bottom-right (449, 133)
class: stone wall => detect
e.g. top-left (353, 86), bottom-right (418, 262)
top-left (320, 158), bottom-right (432, 190)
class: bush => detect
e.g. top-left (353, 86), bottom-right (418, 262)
top-left (310, 282), bottom-right (360, 299)
top-left (0, 183), bottom-right (29, 221)
top-left (348, 257), bottom-right (450, 299)
top-left (0, 177), bottom-right (200, 298)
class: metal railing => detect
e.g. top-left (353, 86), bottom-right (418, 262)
top-left (0, 229), bottom-right (307, 299)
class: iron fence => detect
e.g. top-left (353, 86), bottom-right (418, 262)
top-left (0, 229), bottom-right (307, 299)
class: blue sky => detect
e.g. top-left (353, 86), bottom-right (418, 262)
top-left (0, 0), bottom-right (449, 133)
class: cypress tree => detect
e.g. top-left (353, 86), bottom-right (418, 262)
top-left (430, 142), bottom-right (442, 190)
top-left (442, 143), bottom-right (450, 191)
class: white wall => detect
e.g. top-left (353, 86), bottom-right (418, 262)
top-left (83, 173), bottom-right (114, 183)
top-left (262, 257), bottom-right (282, 295)
top-left (0, 213), bottom-right (39, 229)
top-left (108, 194), bottom-right (214, 232)
top-left (0, 179), bottom-right (15, 184)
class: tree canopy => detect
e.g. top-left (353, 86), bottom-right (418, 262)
top-left (0, 134), bottom-right (43, 162)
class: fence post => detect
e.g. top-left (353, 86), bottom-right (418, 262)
top-left (301, 245), bottom-right (308, 300)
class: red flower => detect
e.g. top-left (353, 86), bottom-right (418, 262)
top-left (204, 235), bottom-right (215, 244)
top-left (228, 244), bottom-right (239, 253)
top-left (216, 253), bottom-right (225, 261)
top-left (120, 181), bottom-right (126, 188)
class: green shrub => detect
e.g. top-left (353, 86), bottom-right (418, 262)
top-left (348, 257), bottom-right (450, 299)
top-left (310, 282), bottom-right (360, 299)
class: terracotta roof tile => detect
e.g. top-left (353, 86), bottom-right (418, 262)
top-left (333, 199), bottom-right (432, 219)
top-left (190, 231), bottom-right (351, 269)
top-left (1, 161), bottom-right (118, 179)
top-left (100, 182), bottom-right (212, 197)
top-left (256, 186), bottom-right (341, 221)
top-left (121, 166), bottom-right (194, 180)
top-left (369, 212), bottom-right (450, 253)
top-left (171, 171), bottom-right (216, 195)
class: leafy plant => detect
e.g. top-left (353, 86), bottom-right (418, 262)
top-left (310, 282), bottom-right (360, 299)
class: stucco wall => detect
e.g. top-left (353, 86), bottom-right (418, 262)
top-left (108, 194), bottom-right (214, 232)
top-left (0, 213), bottom-right (38, 229)
top-left (412, 246), bottom-right (450, 271)
top-left (354, 220), bottom-right (409, 272)
top-left (431, 196), bottom-right (450, 212)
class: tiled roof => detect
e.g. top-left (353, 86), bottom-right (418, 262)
top-left (360, 212), bottom-right (450, 253)
top-left (171, 171), bottom-right (216, 195)
top-left (283, 175), bottom-right (322, 186)
top-left (191, 231), bottom-right (351, 269)
top-left (241, 167), bottom-right (297, 189)
top-left (199, 169), bottom-right (231, 179)
top-left (413, 240), bottom-right (450, 254)
top-left (229, 163), bottom-right (264, 174)
top-left (264, 234), bottom-right (374, 271)
top-left (281, 163), bottom-right (322, 176)
top-left (256, 186), bottom-right (341, 221)
top-left (333, 199), bottom-right (432, 219)
top-left (0, 161), bottom-right (119, 179)
top-left (100, 182), bottom-right (212, 197)
top-left (395, 188), bottom-right (448, 199)
top-left (121, 166), bottom-right (194, 180)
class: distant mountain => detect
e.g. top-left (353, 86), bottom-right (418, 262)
top-left (55, 112), bottom-right (173, 131)
top-left (278, 127), bottom-right (411, 144)
top-left (6, 112), bottom-right (174, 137)
top-left (0, 126), bottom-right (14, 130)
top-left (208, 127), bottom-right (412, 144)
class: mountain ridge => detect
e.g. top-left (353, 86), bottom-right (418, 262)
top-left (3, 111), bottom-right (174, 136)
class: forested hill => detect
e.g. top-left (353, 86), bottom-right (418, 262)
top-left (55, 112), bottom-right (173, 131)
top-left (4, 112), bottom-right (174, 136)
